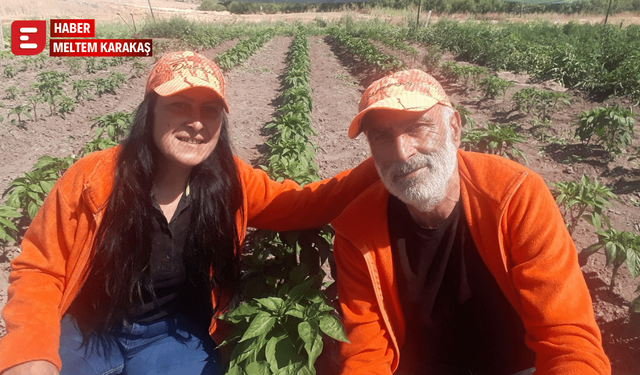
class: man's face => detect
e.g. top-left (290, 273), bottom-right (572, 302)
top-left (363, 105), bottom-right (461, 212)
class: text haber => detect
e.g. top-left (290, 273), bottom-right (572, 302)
top-left (50, 19), bottom-right (95, 37)
top-left (54, 22), bottom-right (91, 35)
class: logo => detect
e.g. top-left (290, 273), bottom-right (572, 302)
top-left (11, 20), bottom-right (47, 55)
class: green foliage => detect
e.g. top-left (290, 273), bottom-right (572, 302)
top-left (65, 57), bottom-right (83, 75)
top-left (512, 87), bottom-right (571, 121)
top-left (479, 75), bottom-right (514, 101)
top-left (91, 111), bottom-right (133, 142)
top-left (5, 86), bottom-right (21, 100)
top-left (551, 175), bottom-right (617, 235)
top-left (583, 229), bottom-right (640, 293)
top-left (85, 57), bottom-right (98, 74)
top-left (460, 121), bottom-right (528, 163)
top-left (223, 29), bottom-right (347, 374)
top-left (31, 71), bottom-right (69, 116)
top-left (409, 20), bottom-right (640, 102)
top-left (440, 62), bottom-right (487, 91)
top-left (574, 105), bottom-right (636, 156)
top-left (261, 30), bottom-right (317, 185)
top-left (80, 111), bottom-right (133, 156)
top-left (8, 104), bottom-right (32, 128)
top-left (215, 30), bottom-right (276, 71)
top-left (422, 45), bottom-right (442, 73)
top-left (0, 205), bottom-right (21, 246)
top-left (57, 96), bottom-right (76, 119)
top-left (3, 155), bottom-right (75, 221)
top-left (131, 60), bottom-right (146, 78)
top-left (328, 27), bottom-right (404, 74)
top-left (93, 72), bottom-right (127, 97)
top-left (3, 65), bottom-right (17, 78)
top-left (71, 79), bottom-right (94, 101)
top-left (198, 0), bottom-right (227, 11)
top-left (27, 95), bottom-right (43, 122)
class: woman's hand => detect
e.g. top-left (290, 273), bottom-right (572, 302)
top-left (2, 361), bottom-right (60, 375)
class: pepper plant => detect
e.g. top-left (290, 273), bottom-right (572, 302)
top-left (479, 75), bottom-right (514, 101)
top-left (222, 29), bottom-right (348, 375)
top-left (215, 30), bottom-right (276, 71)
top-left (8, 104), bottom-right (32, 128)
top-left (3, 65), bottom-right (17, 78)
top-left (512, 87), bottom-right (571, 122)
top-left (31, 71), bottom-right (69, 116)
top-left (5, 86), bottom-right (20, 100)
top-left (582, 229), bottom-right (640, 294)
top-left (460, 121), bottom-right (528, 163)
top-left (551, 175), bottom-right (617, 236)
top-left (27, 95), bottom-right (43, 122)
top-left (327, 27), bottom-right (403, 74)
top-left (574, 105), bottom-right (636, 157)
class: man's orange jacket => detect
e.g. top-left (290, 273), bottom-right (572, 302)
top-left (333, 150), bottom-right (611, 375)
top-left (0, 146), bottom-right (378, 373)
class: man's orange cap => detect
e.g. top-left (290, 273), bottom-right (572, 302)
top-left (348, 69), bottom-right (452, 139)
top-left (145, 51), bottom-right (229, 113)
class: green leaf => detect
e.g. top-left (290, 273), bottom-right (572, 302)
top-left (255, 297), bottom-right (284, 313)
top-left (298, 320), bottom-right (323, 367)
top-left (626, 249), bottom-right (640, 279)
top-left (27, 200), bottom-right (41, 219)
top-left (319, 314), bottom-right (350, 343)
top-left (223, 303), bottom-right (259, 322)
top-left (245, 361), bottom-right (270, 375)
top-left (239, 311), bottom-right (276, 343)
top-left (266, 334), bottom-right (286, 373)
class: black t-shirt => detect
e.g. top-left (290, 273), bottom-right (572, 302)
top-left (69, 190), bottom-right (210, 327)
top-left (388, 195), bottom-right (535, 374)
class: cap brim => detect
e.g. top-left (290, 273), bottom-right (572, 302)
top-left (348, 96), bottom-right (438, 139)
top-left (154, 77), bottom-right (230, 113)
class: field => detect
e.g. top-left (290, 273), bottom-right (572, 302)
top-left (1, 2), bottom-right (640, 374)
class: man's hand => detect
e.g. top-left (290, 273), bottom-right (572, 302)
top-left (2, 361), bottom-right (60, 375)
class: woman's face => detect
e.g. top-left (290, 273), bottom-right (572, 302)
top-left (153, 87), bottom-right (225, 172)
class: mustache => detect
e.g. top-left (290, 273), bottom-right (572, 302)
top-left (386, 154), bottom-right (433, 180)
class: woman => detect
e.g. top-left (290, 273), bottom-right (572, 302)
top-left (0, 51), bottom-right (377, 375)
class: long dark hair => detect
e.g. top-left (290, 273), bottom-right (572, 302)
top-left (72, 92), bottom-right (243, 337)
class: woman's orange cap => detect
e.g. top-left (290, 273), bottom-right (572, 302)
top-left (145, 51), bottom-right (229, 113)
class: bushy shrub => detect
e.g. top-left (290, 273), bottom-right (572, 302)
top-left (198, 0), bottom-right (226, 11)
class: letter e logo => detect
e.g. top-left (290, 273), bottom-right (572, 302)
top-left (11, 20), bottom-right (47, 56)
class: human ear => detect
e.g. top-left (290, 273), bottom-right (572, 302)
top-left (450, 110), bottom-right (462, 147)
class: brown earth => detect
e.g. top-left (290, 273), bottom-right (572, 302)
top-left (1, 3), bottom-right (640, 374)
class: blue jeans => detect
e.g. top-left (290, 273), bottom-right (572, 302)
top-left (59, 314), bottom-right (222, 375)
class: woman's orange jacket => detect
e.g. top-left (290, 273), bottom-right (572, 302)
top-left (333, 151), bottom-right (611, 375)
top-left (0, 146), bottom-right (378, 373)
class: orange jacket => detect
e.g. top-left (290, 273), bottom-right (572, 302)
top-left (333, 151), bottom-right (611, 375)
top-left (0, 146), bottom-right (378, 373)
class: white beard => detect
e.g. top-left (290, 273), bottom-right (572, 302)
top-left (375, 125), bottom-right (458, 212)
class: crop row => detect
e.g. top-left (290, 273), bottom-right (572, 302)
top-left (221, 30), bottom-right (348, 375)
top-left (215, 30), bottom-right (276, 71)
top-left (327, 27), bottom-right (404, 75)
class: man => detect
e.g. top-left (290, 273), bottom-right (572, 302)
top-left (332, 70), bottom-right (610, 375)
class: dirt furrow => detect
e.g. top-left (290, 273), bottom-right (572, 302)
top-left (223, 35), bottom-right (292, 166)
top-left (308, 35), bottom-right (370, 180)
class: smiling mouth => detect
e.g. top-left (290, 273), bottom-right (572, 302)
top-left (177, 136), bottom-right (204, 145)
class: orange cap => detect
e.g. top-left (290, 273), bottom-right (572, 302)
top-left (348, 69), bottom-right (452, 139)
top-left (145, 51), bottom-right (229, 112)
